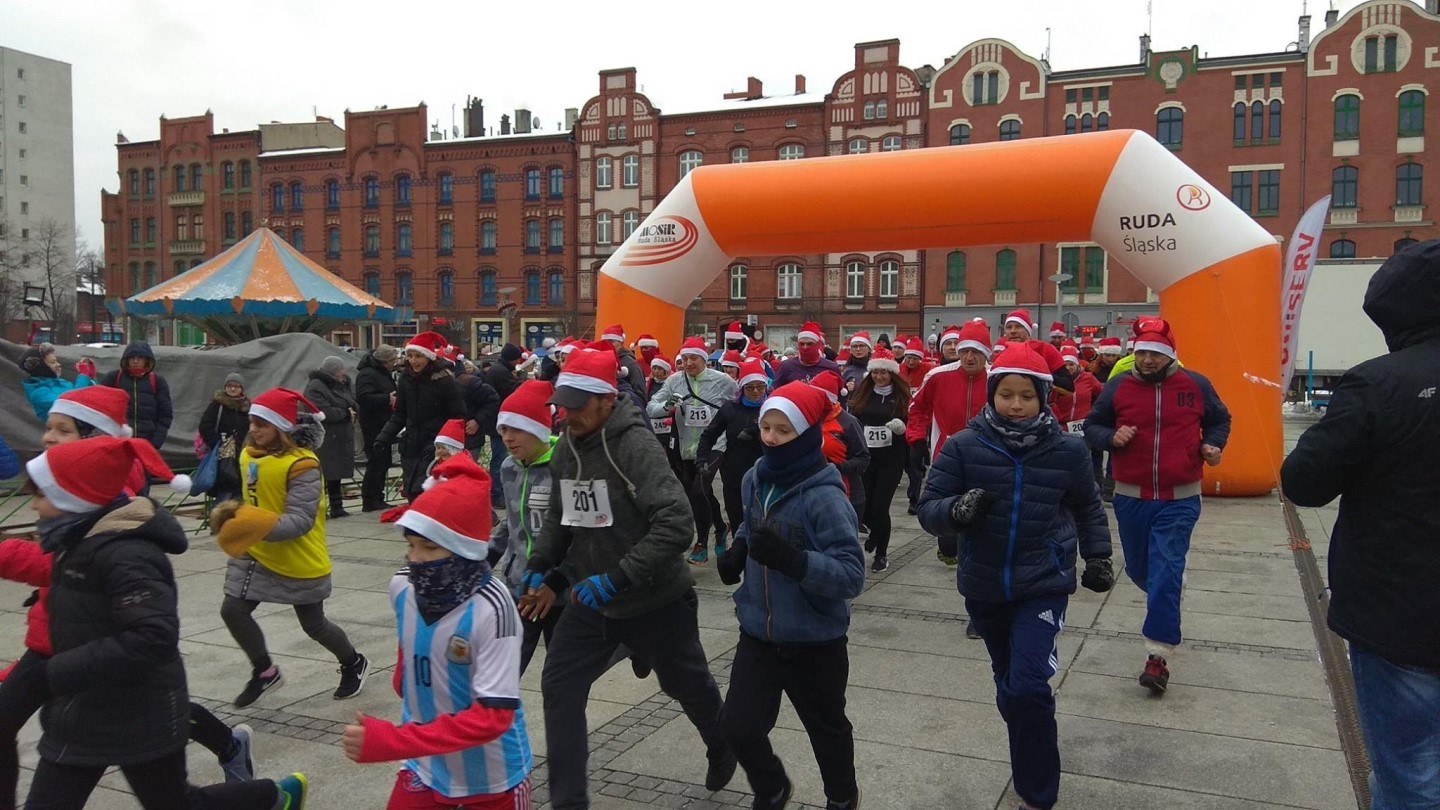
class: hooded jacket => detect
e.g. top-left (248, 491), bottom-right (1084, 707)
top-left (39, 498), bottom-right (190, 766)
top-left (304, 368), bottom-right (359, 480)
top-left (355, 350), bottom-right (398, 444)
top-left (454, 370), bottom-right (501, 452)
top-left (199, 389), bottom-right (250, 495)
top-left (773, 355), bottom-right (842, 387)
top-left (528, 398), bottom-right (697, 619)
top-left (1280, 239), bottom-right (1440, 669)
top-left (102, 342), bottom-right (172, 448)
top-left (491, 437), bottom-right (567, 591)
top-left (24, 375), bottom-right (94, 423)
top-left (485, 346), bottom-right (523, 402)
top-left (647, 368), bottom-right (738, 460)
top-left (698, 398), bottom-right (764, 481)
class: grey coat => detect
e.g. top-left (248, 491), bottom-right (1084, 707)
top-left (528, 398), bottom-right (696, 619)
top-left (304, 369), bottom-right (358, 480)
top-left (223, 464), bottom-right (332, 604)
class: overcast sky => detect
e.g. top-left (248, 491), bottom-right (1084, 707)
top-left (5, 0), bottom-right (1363, 249)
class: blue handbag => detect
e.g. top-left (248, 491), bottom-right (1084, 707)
top-left (189, 409), bottom-right (223, 496)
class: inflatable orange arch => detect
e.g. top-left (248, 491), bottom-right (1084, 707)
top-left (597, 129), bottom-right (1282, 496)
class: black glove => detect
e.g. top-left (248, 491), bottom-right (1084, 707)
top-left (1081, 557), bottom-right (1115, 593)
top-left (949, 488), bottom-right (997, 529)
top-left (911, 439), bottom-right (931, 470)
top-left (697, 450), bottom-right (722, 479)
top-left (748, 524), bottom-right (807, 580)
top-left (716, 544), bottom-right (748, 585)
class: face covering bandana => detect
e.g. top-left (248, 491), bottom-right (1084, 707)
top-left (797, 344), bottom-right (823, 365)
top-left (640, 347), bottom-right (658, 364)
top-left (408, 555), bottom-right (489, 624)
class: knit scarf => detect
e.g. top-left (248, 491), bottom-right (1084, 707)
top-left (409, 557), bottom-right (491, 624)
top-left (37, 505), bottom-right (110, 553)
top-left (753, 425), bottom-right (826, 489)
top-left (873, 384), bottom-right (893, 396)
top-left (981, 406), bottom-right (1056, 453)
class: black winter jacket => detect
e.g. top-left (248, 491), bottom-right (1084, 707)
top-left (377, 362), bottom-right (465, 457)
top-left (850, 388), bottom-right (909, 468)
top-left (918, 414), bottom-right (1110, 603)
top-left (304, 369), bottom-right (358, 480)
top-left (454, 371), bottom-right (501, 452)
top-left (485, 361), bottom-right (521, 403)
top-left (102, 342), bottom-right (172, 449)
top-left (354, 351), bottom-right (397, 444)
top-left (199, 391), bottom-right (250, 495)
top-left (698, 399), bottom-right (763, 480)
top-left (1281, 239), bottom-right (1440, 669)
top-left (41, 498), bottom-right (189, 767)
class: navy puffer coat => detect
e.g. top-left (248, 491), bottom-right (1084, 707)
top-left (917, 413), bottom-right (1110, 603)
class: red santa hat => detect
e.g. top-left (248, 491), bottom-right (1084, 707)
top-left (810, 370), bottom-right (844, 403)
top-left (797, 321), bottom-right (823, 343)
top-left (27, 436), bottom-right (191, 513)
top-left (738, 358), bottom-right (769, 387)
top-left (1132, 317), bottom-right (1178, 359)
top-left (761, 382), bottom-right (830, 434)
top-left (988, 342), bottom-right (1055, 383)
top-left (957, 319), bottom-right (994, 357)
top-left (600, 323), bottom-right (625, 343)
top-left (1098, 337), bottom-right (1124, 356)
top-left (51, 386), bottom-right (132, 438)
top-left (1049, 321), bottom-right (1066, 339)
top-left (903, 337), bottom-right (927, 359)
top-left (867, 347), bottom-right (900, 375)
top-left (498, 380), bottom-right (555, 443)
top-left (551, 349), bottom-right (619, 409)
top-left (678, 336), bottom-right (710, 360)
top-left (1059, 343), bottom-right (1080, 363)
top-left (434, 418), bottom-right (467, 452)
top-left (720, 350), bottom-right (743, 369)
top-left (1079, 335), bottom-right (1097, 349)
top-left (1125, 338), bottom-right (1136, 352)
top-left (837, 348), bottom-right (851, 364)
top-left (250, 388), bottom-right (324, 433)
top-left (650, 356), bottom-right (673, 373)
top-left (724, 321), bottom-right (746, 342)
top-left (385, 454), bottom-right (493, 561)
top-left (938, 324), bottom-right (963, 347)
top-left (635, 334), bottom-right (660, 349)
top-left (404, 331), bottom-right (449, 360)
top-left (1004, 309), bottom-right (1037, 337)
top-left (849, 331), bottom-right (872, 349)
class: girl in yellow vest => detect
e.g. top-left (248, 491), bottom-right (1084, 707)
top-left (210, 388), bottom-right (369, 708)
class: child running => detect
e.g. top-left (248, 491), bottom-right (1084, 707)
top-left (211, 388), bottom-right (368, 707)
top-left (345, 452), bottom-right (533, 809)
top-left (917, 343), bottom-right (1114, 810)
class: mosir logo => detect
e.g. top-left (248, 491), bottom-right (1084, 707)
top-left (1118, 212), bottom-right (1178, 255)
top-left (1176, 184), bottom-right (1211, 211)
top-left (618, 215), bottom-right (700, 267)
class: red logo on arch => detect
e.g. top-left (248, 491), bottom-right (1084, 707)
top-left (619, 216), bottom-right (700, 267)
top-left (1176, 184), bottom-right (1211, 211)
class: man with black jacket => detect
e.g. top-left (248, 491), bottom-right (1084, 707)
top-left (355, 345), bottom-right (400, 511)
top-left (484, 344), bottom-right (524, 506)
top-left (454, 361), bottom-right (501, 459)
top-left (1280, 239), bottom-right (1440, 809)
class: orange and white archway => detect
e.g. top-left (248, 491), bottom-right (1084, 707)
top-left (596, 130), bottom-right (1282, 496)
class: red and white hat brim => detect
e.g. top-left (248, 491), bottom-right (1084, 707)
top-left (939, 331), bottom-right (962, 347)
top-left (957, 340), bottom-right (992, 357)
top-left (637, 338), bottom-right (659, 348)
top-left (49, 400), bottom-right (130, 438)
top-left (761, 397), bottom-right (811, 434)
top-left (404, 342), bottom-right (438, 360)
top-left (798, 329), bottom-right (822, 343)
top-left (867, 357), bottom-right (900, 375)
top-left (555, 371), bottom-right (617, 395)
top-left (678, 347), bottom-right (709, 360)
top-left (497, 411), bottom-right (553, 444)
top-left (989, 365), bottom-right (1055, 382)
top-left (26, 454), bottom-right (106, 513)
top-left (1004, 316), bottom-right (1034, 335)
top-left (850, 336), bottom-right (872, 348)
top-left (601, 333), bottom-right (624, 343)
top-left (434, 435), bottom-right (466, 452)
top-left (249, 402), bottom-right (295, 433)
top-left (395, 509), bottom-right (487, 561)
top-left (739, 371), bottom-right (769, 387)
top-left (1133, 340), bottom-right (1176, 359)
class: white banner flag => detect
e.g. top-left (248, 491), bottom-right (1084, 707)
top-left (1279, 196), bottom-right (1332, 393)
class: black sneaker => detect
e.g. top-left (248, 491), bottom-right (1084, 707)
top-left (334, 653), bottom-right (369, 700)
top-left (753, 777), bottom-right (793, 810)
top-left (870, 555), bottom-right (888, 573)
top-left (825, 789), bottom-right (860, 810)
top-left (704, 744), bottom-right (738, 792)
top-left (361, 500), bottom-right (389, 513)
top-left (863, 535), bottom-right (875, 553)
top-left (234, 666), bottom-right (283, 708)
top-left (630, 656), bottom-right (652, 680)
top-left (965, 620), bottom-right (981, 640)
top-left (906, 504), bottom-right (917, 515)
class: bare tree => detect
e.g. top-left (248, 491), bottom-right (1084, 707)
top-left (0, 216), bottom-right (24, 333)
top-left (75, 237), bottom-right (105, 343)
top-left (27, 219), bottom-right (78, 344)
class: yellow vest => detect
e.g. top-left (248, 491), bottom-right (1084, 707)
top-left (241, 447), bottom-right (331, 579)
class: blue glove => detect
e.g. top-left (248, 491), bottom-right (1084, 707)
top-left (572, 574), bottom-right (620, 609)
top-left (519, 570), bottom-right (545, 594)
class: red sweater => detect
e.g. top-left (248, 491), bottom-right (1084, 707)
top-left (906, 362), bottom-right (987, 459)
top-left (899, 360), bottom-right (933, 391)
top-left (1051, 370), bottom-right (1102, 424)
top-left (0, 538), bottom-right (53, 680)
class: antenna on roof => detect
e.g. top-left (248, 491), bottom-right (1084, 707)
top-left (1147, 0), bottom-right (1154, 38)
top-left (1044, 27), bottom-right (1052, 62)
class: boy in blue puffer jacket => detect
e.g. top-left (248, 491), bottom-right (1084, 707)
top-left (715, 381), bottom-right (865, 810)
top-left (917, 343), bottom-right (1113, 810)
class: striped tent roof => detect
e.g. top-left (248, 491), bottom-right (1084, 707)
top-left (123, 228), bottom-right (393, 320)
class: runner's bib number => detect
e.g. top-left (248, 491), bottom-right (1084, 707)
top-left (683, 405), bottom-right (714, 428)
top-left (1066, 420), bottom-right (1086, 436)
top-left (651, 418), bottom-right (673, 434)
top-left (560, 480), bottom-right (614, 528)
top-left (864, 426), bottom-right (893, 448)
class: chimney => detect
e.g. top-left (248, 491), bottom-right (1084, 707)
top-left (500, 113), bottom-right (511, 136)
top-left (1325, 8), bottom-right (1338, 27)
top-left (723, 76), bottom-right (765, 101)
top-left (464, 96), bottom-right (485, 138)
top-left (795, 74), bottom-right (806, 94)
top-left (514, 108), bottom-right (532, 134)
top-left (1139, 33), bottom-right (1151, 62)
top-left (565, 107), bottom-right (579, 129)
top-left (1298, 15), bottom-right (1311, 52)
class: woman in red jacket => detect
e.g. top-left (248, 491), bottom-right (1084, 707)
top-left (1050, 344), bottom-right (1102, 430)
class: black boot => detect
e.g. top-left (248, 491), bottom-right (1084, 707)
top-left (326, 480), bottom-right (350, 518)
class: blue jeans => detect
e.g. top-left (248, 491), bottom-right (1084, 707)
top-left (1112, 495), bottom-right (1200, 649)
top-left (967, 593), bottom-right (1068, 810)
top-left (1350, 643), bottom-right (1440, 809)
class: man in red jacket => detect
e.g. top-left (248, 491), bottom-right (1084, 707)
top-left (1083, 318), bottom-right (1230, 695)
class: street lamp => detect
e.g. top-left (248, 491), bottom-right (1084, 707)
top-left (1048, 273), bottom-right (1073, 337)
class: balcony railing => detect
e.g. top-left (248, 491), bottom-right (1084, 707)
top-left (993, 289), bottom-right (1018, 306)
top-left (1330, 209), bottom-right (1358, 226)
top-left (944, 291), bottom-right (967, 307)
top-left (167, 191), bottom-right (205, 207)
top-left (169, 240), bottom-right (206, 255)
top-left (1395, 205), bottom-right (1424, 223)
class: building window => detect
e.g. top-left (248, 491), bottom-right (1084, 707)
top-left (325, 178), bottom-right (339, 209)
top-left (128, 262), bottom-right (140, 292)
top-left (144, 261), bottom-right (156, 288)
top-left (479, 271), bottom-right (497, 306)
top-left (622, 155), bottom-right (639, 187)
top-left (595, 157), bottom-right (613, 189)
top-left (777, 263), bottom-right (803, 299)
top-left (192, 213), bottom-right (203, 235)
top-left (481, 220), bottom-right (497, 253)
top-left (1065, 115), bottom-right (1077, 135)
top-left (845, 261), bottom-right (865, 299)
top-left (327, 227), bottom-right (341, 259)
top-left (1080, 113), bottom-right (1094, 133)
top-left (1097, 112), bottom-right (1110, 131)
top-left (949, 124), bottom-right (970, 146)
top-left (525, 219), bottom-right (541, 252)
top-left (971, 70), bottom-right (1000, 105)
top-left (881, 135), bottom-right (902, 152)
top-left (730, 146), bottom-right (749, 163)
top-left (174, 260), bottom-right (185, 277)
top-left (1330, 239), bottom-right (1356, 259)
top-left (863, 101), bottom-right (875, 120)
top-left (548, 270), bottom-right (564, 305)
top-left (364, 225), bottom-right (381, 257)
top-left (364, 177), bottom-right (379, 208)
top-left (995, 248), bottom-right (1017, 290)
top-left (1156, 107), bottom-right (1183, 148)
top-left (848, 138), bottom-right (868, 154)
top-left (1394, 237), bottom-right (1419, 252)
top-left (191, 164), bottom-right (203, 191)
top-left (617, 123), bottom-right (627, 140)
top-left (548, 218), bottom-right (564, 251)
top-left (396, 174), bottom-right (411, 208)
top-left (174, 165), bottom-right (187, 193)
top-left (730, 264), bottom-right (748, 300)
top-left (365, 273), bottom-right (381, 296)
top-left (1059, 246), bottom-right (1082, 292)
top-left (548, 167), bottom-right (564, 198)
top-left (1365, 35), bottom-right (1399, 73)
top-left (1249, 101), bottom-right (1264, 142)
top-left (1396, 163), bottom-right (1423, 206)
top-left (1399, 90), bottom-right (1425, 137)
top-left (1257, 170), bottom-right (1281, 214)
top-left (290, 182), bottom-right (303, 211)
top-left (946, 251), bottom-right (966, 291)
top-left (679, 150), bottom-right (703, 179)
top-left (396, 273), bottom-right (413, 305)
top-left (1230, 171), bottom-right (1254, 213)
top-left (238, 161), bottom-right (251, 189)
top-left (438, 271), bottom-right (454, 308)
top-left (595, 212), bottom-right (612, 245)
top-left (145, 217), bottom-right (157, 244)
top-left (1332, 166), bottom-right (1359, 208)
top-left (1334, 95), bottom-right (1360, 141)
top-left (396, 224), bottom-right (412, 257)
top-left (290, 227), bottom-right (305, 253)
top-left (525, 168), bottom-right (540, 200)
top-left (876, 99), bottom-right (888, 119)
top-left (622, 210), bottom-right (640, 240)
top-left (480, 171), bottom-right (497, 202)
top-left (130, 218), bottom-right (141, 244)
top-left (525, 271), bottom-right (541, 305)
top-left (999, 120), bottom-right (1020, 141)
top-left (128, 169), bottom-right (140, 196)
top-left (1083, 247), bottom-right (1106, 292)
top-left (439, 222), bottom-right (454, 255)
top-left (221, 163), bottom-right (234, 190)
top-left (878, 259), bottom-right (899, 298)
top-left (438, 173), bottom-right (453, 205)
top-left (141, 168), bottom-right (154, 196)
top-left (1268, 100), bottom-right (1282, 140)
top-left (223, 212), bottom-right (236, 241)
top-left (1234, 103), bottom-right (1247, 143)
top-left (16, 122), bottom-right (24, 134)
top-left (270, 183), bottom-right (284, 212)
top-left (778, 144), bottom-right (805, 160)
